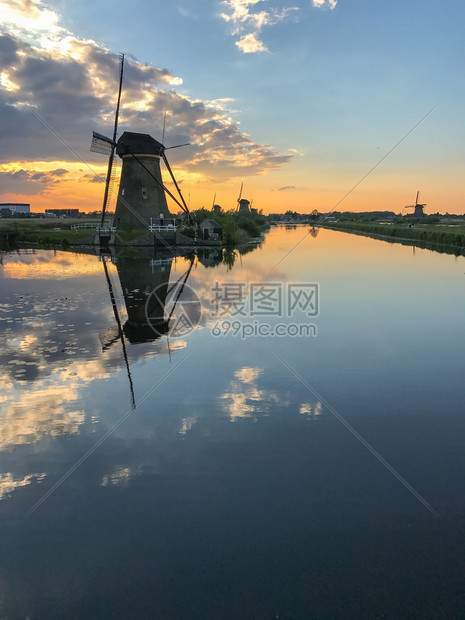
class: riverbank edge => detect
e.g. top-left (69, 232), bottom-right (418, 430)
top-left (319, 223), bottom-right (465, 254)
top-left (1, 229), bottom-right (265, 252)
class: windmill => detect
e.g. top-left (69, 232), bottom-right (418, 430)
top-left (99, 253), bottom-right (197, 350)
top-left (90, 54), bottom-right (192, 236)
top-left (405, 191), bottom-right (426, 218)
top-left (237, 182), bottom-right (251, 213)
top-left (211, 192), bottom-right (222, 214)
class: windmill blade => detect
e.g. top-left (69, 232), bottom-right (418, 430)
top-left (238, 182), bottom-right (243, 202)
top-left (100, 148), bottom-right (116, 221)
top-left (100, 53), bottom-right (125, 227)
top-left (165, 143), bottom-right (190, 150)
top-left (102, 258), bottom-right (136, 410)
top-left (415, 190), bottom-right (420, 205)
top-left (212, 192), bottom-right (216, 208)
top-left (112, 53), bottom-right (125, 144)
top-left (90, 131), bottom-right (114, 155)
top-left (105, 158), bottom-right (120, 212)
top-left (166, 258), bottom-right (195, 325)
top-left (162, 110), bottom-right (166, 145)
top-left (161, 151), bottom-right (190, 217)
top-left (101, 147), bottom-right (116, 223)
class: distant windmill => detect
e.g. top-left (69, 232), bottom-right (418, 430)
top-left (237, 182), bottom-right (251, 213)
top-left (90, 54), bottom-right (191, 234)
top-left (405, 190), bottom-right (426, 218)
top-left (211, 192), bottom-right (222, 214)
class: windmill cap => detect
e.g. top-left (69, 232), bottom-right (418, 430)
top-left (116, 131), bottom-right (163, 157)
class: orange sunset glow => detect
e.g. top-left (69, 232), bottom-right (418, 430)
top-left (1, 0), bottom-right (463, 216)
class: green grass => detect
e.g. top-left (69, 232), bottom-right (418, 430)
top-left (322, 221), bottom-right (465, 248)
top-left (0, 219), bottom-right (96, 247)
top-left (0, 217), bottom-right (99, 231)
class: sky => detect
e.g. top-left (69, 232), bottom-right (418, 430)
top-left (0, 0), bottom-right (464, 215)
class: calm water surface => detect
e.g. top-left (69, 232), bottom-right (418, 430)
top-left (1, 227), bottom-right (464, 619)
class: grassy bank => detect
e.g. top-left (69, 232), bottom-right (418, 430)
top-left (321, 221), bottom-right (465, 250)
top-left (0, 219), bottom-right (97, 247)
top-left (0, 210), bottom-right (269, 250)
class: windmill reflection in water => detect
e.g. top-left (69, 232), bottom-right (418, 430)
top-left (99, 252), bottom-right (197, 408)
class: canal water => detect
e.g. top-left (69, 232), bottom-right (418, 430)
top-left (1, 227), bottom-right (464, 619)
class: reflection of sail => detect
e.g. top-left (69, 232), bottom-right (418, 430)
top-left (102, 258), bottom-right (136, 409)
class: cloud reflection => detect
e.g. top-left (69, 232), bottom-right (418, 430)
top-left (220, 365), bottom-right (324, 423)
top-left (0, 472), bottom-right (46, 500)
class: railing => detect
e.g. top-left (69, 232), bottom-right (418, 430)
top-left (70, 222), bottom-right (114, 231)
top-left (97, 226), bottom-right (116, 233)
top-left (150, 258), bottom-right (173, 267)
top-left (71, 223), bottom-right (97, 230)
top-left (150, 217), bottom-right (177, 233)
top-left (149, 224), bottom-right (177, 232)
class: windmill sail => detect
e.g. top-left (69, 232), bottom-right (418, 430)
top-left (101, 257), bottom-right (136, 410)
top-left (100, 53), bottom-right (125, 226)
top-left (106, 158), bottom-right (120, 212)
top-left (161, 151), bottom-right (190, 216)
top-left (90, 131), bottom-right (114, 155)
top-left (89, 53), bottom-right (125, 228)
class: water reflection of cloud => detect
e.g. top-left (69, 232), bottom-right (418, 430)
top-left (299, 401), bottom-right (323, 418)
top-left (0, 384), bottom-right (86, 451)
top-left (179, 417), bottom-right (197, 436)
top-left (221, 365), bottom-right (288, 422)
top-left (0, 472), bottom-right (46, 500)
top-left (1, 252), bottom-right (104, 280)
top-left (234, 366), bottom-right (262, 384)
top-left (0, 248), bottom-right (284, 456)
top-left (220, 365), bottom-right (324, 423)
top-left (0, 251), bottom-right (190, 451)
top-left (101, 466), bottom-right (132, 487)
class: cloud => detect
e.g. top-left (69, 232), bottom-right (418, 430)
top-left (236, 33), bottom-right (268, 53)
top-left (0, 165), bottom-right (70, 194)
top-left (0, 0), bottom-right (292, 202)
top-left (220, 0), bottom-right (298, 53)
top-left (312, 0), bottom-right (337, 9)
top-left (278, 185), bottom-right (296, 191)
